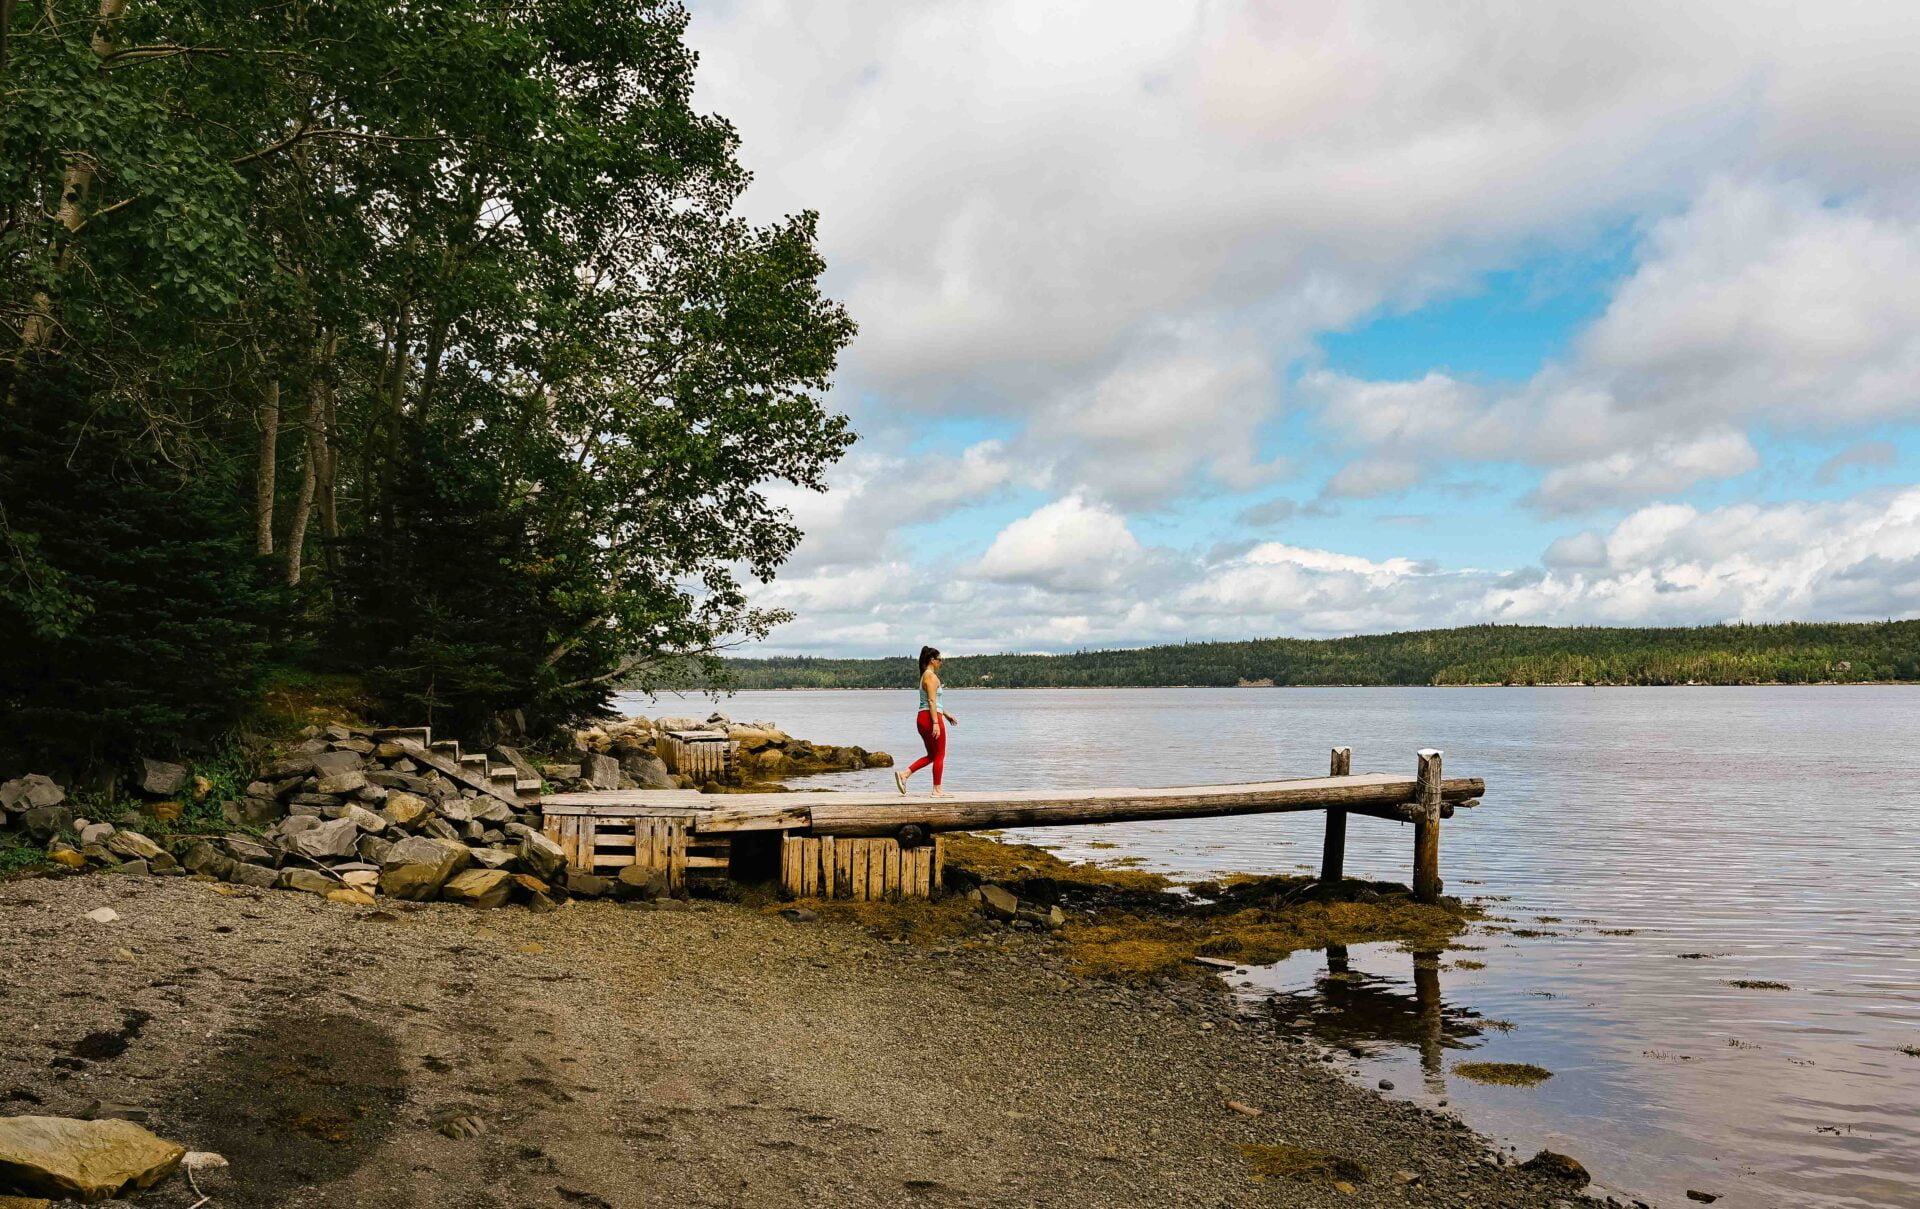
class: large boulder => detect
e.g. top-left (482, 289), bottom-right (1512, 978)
top-left (582, 753), bottom-right (620, 791)
top-left (518, 829), bottom-right (567, 880)
top-left (20, 805), bottom-right (73, 842)
top-left (1, 773), bottom-right (66, 814)
top-left (619, 752), bottom-right (675, 790)
top-left (327, 804), bottom-right (387, 833)
top-left (468, 847), bottom-right (517, 871)
top-left (179, 841), bottom-right (236, 880)
top-left (227, 863), bottom-right (279, 890)
top-left (284, 817), bottom-right (361, 862)
top-left (378, 838), bottom-right (471, 900)
top-left (0, 1115), bottom-right (185, 1200)
top-left (441, 868), bottom-right (513, 909)
top-left (136, 759), bottom-right (187, 797)
top-left (313, 769), bottom-right (368, 795)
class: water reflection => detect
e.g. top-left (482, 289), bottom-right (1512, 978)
top-left (1238, 944), bottom-right (1488, 1095)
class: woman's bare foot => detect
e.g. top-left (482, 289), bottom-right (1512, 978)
top-left (930, 787), bottom-right (948, 797)
top-left (894, 770), bottom-right (908, 795)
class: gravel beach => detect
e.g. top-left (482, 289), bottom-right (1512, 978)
top-left (0, 874), bottom-right (1604, 1208)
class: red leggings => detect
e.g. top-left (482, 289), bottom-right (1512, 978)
top-left (910, 709), bottom-right (945, 786)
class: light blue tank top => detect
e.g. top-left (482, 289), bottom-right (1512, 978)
top-left (918, 677), bottom-right (936, 711)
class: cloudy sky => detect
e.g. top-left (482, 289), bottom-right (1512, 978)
top-left (686, 0), bottom-right (1920, 656)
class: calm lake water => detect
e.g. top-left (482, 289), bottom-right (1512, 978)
top-left (614, 685), bottom-right (1920, 1209)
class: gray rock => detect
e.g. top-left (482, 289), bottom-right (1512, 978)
top-left (354, 783), bottom-right (388, 804)
top-left (565, 870), bottom-right (613, 898)
top-left (264, 755), bottom-right (315, 779)
top-left (137, 758), bottom-right (188, 797)
top-left (327, 804), bottom-right (388, 833)
top-left (179, 841), bottom-right (236, 880)
top-left (79, 822), bottom-right (116, 847)
top-left (221, 836), bottom-right (277, 866)
top-left (368, 771), bottom-right (436, 795)
top-left (287, 792), bottom-right (345, 809)
top-left (356, 834), bottom-right (394, 865)
top-left (583, 753), bottom-right (621, 790)
top-left (223, 796), bottom-right (284, 827)
top-left (287, 803), bottom-right (329, 818)
top-left (519, 829), bottom-right (567, 880)
top-left (14, 773), bottom-right (68, 810)
top-left (276, 868), bottom-right (339, 895)
top-left (22, 804), bottom-right (74, 841)
top-left (265, 814), bottom-right (322, 844)
top-left (469, 847), bottom-right (518, 871)
top-left (436, 798), bottom-right (473, 825)
top-left (105, 830), bottom-right (164, 862)
top-left (620, 752), bottom-right (675, 790)
top-left (539, 764), bottom-right (582, 781)
top-left (244, 781), bottom-right (276, 800)
top-left (309, 749), bottom-right (363, 778)
top-left (462, 821), bottom-right (486, 841)
top-left (420, 817), bottom-right (461, 842)
top-left (284, 817), bottom-right (361, 862)
top-left (105, 859), bottom-right (151, 876)
top-left (314, 770), bottom-right (368, 795)
top-left (615, 864), bottom-right (668, 900)
top-left (226, 863), bottom-right (278, 890)
top-left (469, 797), bottom-right (514, 825)
top-left (378, 837), bottom-right (472, 900)
top-left (980, 883), bottom-right (1020, 921)
top-left (780, 907), bottom-right (819, 923)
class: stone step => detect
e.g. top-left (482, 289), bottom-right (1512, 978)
top-left (371, 726), bottom-right (433, 747)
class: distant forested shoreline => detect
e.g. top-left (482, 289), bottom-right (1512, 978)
top-left (713, 622), bottom-right (1920, 690)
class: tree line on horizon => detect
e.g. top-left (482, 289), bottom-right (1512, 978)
top-left (1, 0), bottom-right (852, 770)
top-left (713, 621), bottom-right (1920, 690)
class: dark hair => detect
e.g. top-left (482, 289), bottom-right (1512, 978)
top-left (918, 646), bottom-right (941, 674)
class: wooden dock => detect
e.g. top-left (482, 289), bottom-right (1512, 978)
top-left (541, 748), bottom-right (1482, 903)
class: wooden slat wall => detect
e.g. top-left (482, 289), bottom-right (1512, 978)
top-left (778, 833), bottom-right (941, 902)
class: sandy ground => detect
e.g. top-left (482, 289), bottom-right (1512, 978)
top-left (0, 874), bottom-right (1603, 1209)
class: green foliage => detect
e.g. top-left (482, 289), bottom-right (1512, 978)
top-left (0, 0), bottom-right (854, 759)
top-left (718, 621), bottom-right (1920, 689)
top-left (0, 368), bottom-right (282, 769)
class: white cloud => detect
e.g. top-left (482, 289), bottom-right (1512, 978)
top-left (1323, 456), bottom-right (1426, 500)
top-left (976, 495), bottom-right (1145, 592)
top-left (1528, 430), bottom-right (1760, 516)
top-left (752, 486), bottom-right (1920, 655)
top-left (1312, 179), bottom-right (1920, 512)
top-left (1816, 440), bottom-right (1899, 485)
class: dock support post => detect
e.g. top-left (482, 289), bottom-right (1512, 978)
top-left (1319, 746), bottom-right (1352, 885)
top-left (1413, 749), bottom-right (1443, 903)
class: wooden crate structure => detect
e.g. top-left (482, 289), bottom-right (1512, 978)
top-left (781, 833), bottom-right (943, 901)
top-left (658, 730), bottom-right (738, 780)
top-left (543, 809), bottom-right (690, 892)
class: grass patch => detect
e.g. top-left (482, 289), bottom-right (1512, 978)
top-left (1454, 1061), bottom-right (1553, 1087)
top-left (1898, 1046), bottom-right (1920, 1058)
top-left (1726, 979), bottom-right (1791, 990)
top-left (1238, 1142), bottom-right (1369, 1184)
top-left (0, 830), bottom-right (50, 878)
top-left (943, 832), bottom-right (1172, 893)
top-left (1453, 959), bottom-right (1487, 970)
top-left (251, 667), bottom-right (373, 742)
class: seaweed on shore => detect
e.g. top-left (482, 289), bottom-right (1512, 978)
top-left (1454, 1061), bottom-right (1553, 1086)
top-left (1238, 1142), bottom-right (1370, 1184)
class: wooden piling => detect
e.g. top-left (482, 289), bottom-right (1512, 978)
top-left (1412, 748), bottom-right (1443, 903)
top-left (1320, 746), bottom-right (1352, 884)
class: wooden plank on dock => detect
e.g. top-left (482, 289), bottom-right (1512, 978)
top-left (801, 772), bottom-right (1484, 837)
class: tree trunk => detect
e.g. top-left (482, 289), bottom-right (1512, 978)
top-left (285, 411), bottom-right (317, 586)
top-left (16, 0), bottom-right (127, 355)
top-left (255, 379), bottom-right (280, 557)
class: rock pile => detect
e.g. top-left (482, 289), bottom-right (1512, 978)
top-left (2, 712), bottom-right (892, 912)
top-left (573, 711), bottom-right (891, 785)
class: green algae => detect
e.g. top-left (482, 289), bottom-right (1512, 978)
top-left (1453, 1061), bottom-right (1553, 1087)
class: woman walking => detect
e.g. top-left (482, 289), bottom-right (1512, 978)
top-left (897, 646), bottom-right (958, 796)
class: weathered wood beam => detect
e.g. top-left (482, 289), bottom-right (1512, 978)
top-left (1412, 749), bottom-right (1443, 903)
top-left (806, 772), bottom-right (1483, 837)
top-left (1320, 746), bottom-right (1352, 883)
